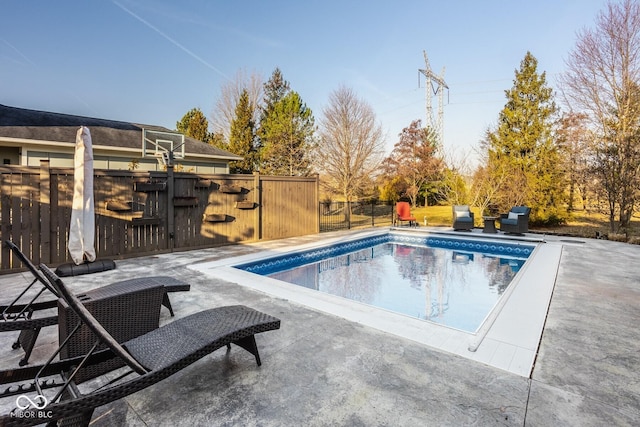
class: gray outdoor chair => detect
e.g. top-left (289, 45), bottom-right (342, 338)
top-left (452, 205), bottom-right (475, 231)
top-left (499, 206), bottom-right (531, 234)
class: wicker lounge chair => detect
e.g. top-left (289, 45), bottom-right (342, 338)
top-left (395, 202), bottom-right (417, 226)
top-left (1, 241), bottom-right (190, 366)
top-left (499, 206), bottom-right (531, 234)
top-left (452, 205), bottom-right (475, 231)
top-left (0, 264), bottom-right (281, 427)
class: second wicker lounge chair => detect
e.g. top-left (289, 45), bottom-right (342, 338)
top-left (0, 264), bottom-right (281, 426)
top-left (1, 240), bottom-right (190, 366)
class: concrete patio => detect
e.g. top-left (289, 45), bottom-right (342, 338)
top-left (0, 228), bottom-right (638, 426)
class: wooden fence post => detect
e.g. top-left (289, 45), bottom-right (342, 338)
top-left (254, 172), bottom-right (261, 241)
top-left (166, 165), bottom-right (175, 251)
top-left (40, 160), bottom-right (51, 263)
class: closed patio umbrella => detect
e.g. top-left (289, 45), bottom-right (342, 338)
top-left (68, 126), bottom-right (96, 265)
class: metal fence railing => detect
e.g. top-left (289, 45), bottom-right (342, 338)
top-left (319, 200), bottom-right (394, 233)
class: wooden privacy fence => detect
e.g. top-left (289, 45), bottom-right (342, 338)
top-left (0, 162), bottom-right (319, 273)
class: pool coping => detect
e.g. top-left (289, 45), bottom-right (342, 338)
top-left (188, 228), bottom-right (562, 377)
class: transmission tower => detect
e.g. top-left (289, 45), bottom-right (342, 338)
top-left (418, 51), bottom-right (448, 144)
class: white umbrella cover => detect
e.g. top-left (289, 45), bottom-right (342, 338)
top-left (68, 126), bottom-right (97, 264)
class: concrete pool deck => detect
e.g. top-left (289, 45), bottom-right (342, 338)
top-left (0, 227), bottom-right (639, 425)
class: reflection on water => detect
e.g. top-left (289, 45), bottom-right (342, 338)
top-left (268, 243), bottom-right (526, 333)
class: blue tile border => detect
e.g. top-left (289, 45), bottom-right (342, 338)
top-left (392, 234), bottom-right (535, 257)
top-left (236, 233), bottom-right (535, 276)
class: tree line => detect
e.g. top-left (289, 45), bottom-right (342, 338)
top-left (176, 68), bottom-right (387, 204)
top-left (177, 0), bottom-right (640, 234)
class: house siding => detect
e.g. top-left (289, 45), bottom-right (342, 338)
top-left (23, 150), bottom-right (229, 173)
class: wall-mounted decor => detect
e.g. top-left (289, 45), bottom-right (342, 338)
top-left (106, 200), bottom-right (134, 212)
top-left (134, 181), bottom-right (167, 192)
top-left (203, 213), bottom-right (230, 222)
top-left (131, 216), bottom-right (161, 226)
top-left (195, 179), bottom-right (212, 189)
top-left (235, 201), bottom-right (257, 209)
top-left (219, 184), bottom-right (243, 194)
top-left (173, 197), bottom-right (199, 207)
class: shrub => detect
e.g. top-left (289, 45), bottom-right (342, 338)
top-left (627, 236), bottom-right (640, 245)
top-left (607, 233), bottom-right (628, 242)
top-left (530, 214), bottom-right (568, 227)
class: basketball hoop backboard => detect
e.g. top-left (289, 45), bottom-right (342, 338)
top-left (142, 129), bottom-right (185, 161)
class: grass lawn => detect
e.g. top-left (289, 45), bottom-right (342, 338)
top-left (415, 205), bottom-right (640, 241)
top-left (321, 203), bottom-right (640, 242)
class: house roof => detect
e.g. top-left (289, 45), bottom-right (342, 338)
top-left (0, 104), bottom-right (242, 160)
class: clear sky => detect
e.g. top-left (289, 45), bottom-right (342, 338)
top-left (1, 0), bottom-right (610, 166)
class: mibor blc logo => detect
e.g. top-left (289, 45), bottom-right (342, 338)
top-left (11, 394), bottom-right (53, 419)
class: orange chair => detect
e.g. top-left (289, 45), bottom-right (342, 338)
top-left (395, 202), bottom-right (417, 227)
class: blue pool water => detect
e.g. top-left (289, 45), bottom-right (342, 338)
top-left (236, 234), bottom-right (534, 333)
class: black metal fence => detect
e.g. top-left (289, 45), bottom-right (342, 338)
top-left (319, 200), bottom-right (395, 232)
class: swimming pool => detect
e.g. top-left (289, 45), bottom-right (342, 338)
top-left (189, 228), bottom-right (562, 377)
top-left (235, 233), bottom-right (534, 333)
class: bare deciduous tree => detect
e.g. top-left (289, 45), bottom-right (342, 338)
top-left (471, 129), bottom-right (510, 216)
top-left (556, 112), bottom-right (592, 211)
top-left (560, 0), bottom-right (640, 232)
top-left (210, 69), bottom-right (263, 144)
top-left (435, 145), bottom-right (473, 206)
top-left (316, 86), bottom-right (385, 202)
